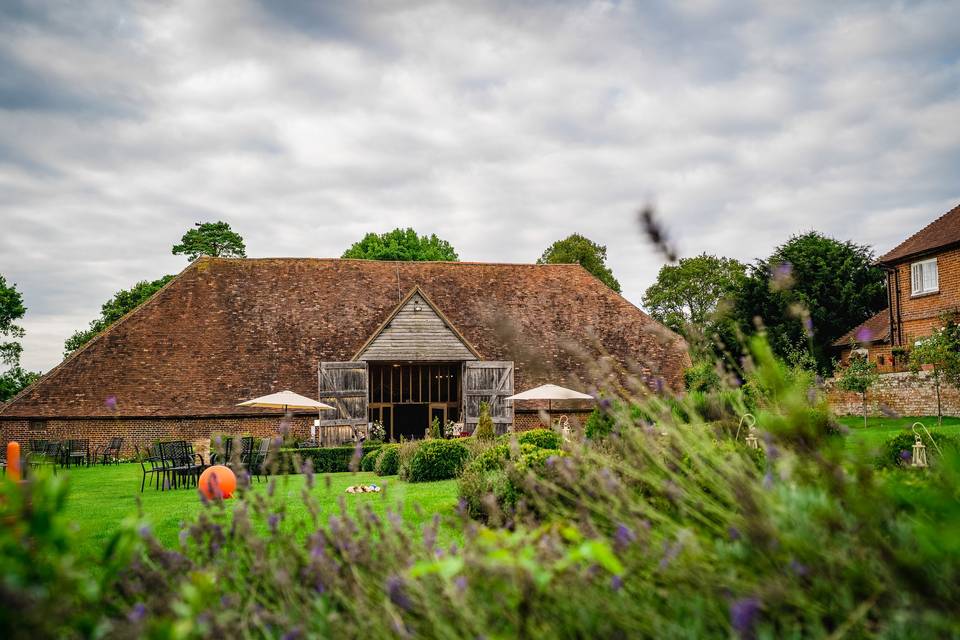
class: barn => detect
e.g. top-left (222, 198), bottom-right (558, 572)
top-left (0, 257), bottom-right (690, 456)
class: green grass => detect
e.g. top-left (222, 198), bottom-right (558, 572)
top-left (839, 415), bottom-right (960, 454)
top-left (57, 464), bottom-right (461, 560)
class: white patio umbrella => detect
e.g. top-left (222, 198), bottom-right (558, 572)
top-left (506, 384), bottom-right (594, 426)
top-left (237, 390), bottom-right (333, 414)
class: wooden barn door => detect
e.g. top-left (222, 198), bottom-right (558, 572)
top-left (318, 362), bottom-right (369, 446)
top-left (463, 361), bottom-right (514, 435)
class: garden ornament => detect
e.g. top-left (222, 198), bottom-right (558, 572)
top-left (737, 414), bottom-right (761, 450)
top-left (910, 422), bottom-right (939, 469)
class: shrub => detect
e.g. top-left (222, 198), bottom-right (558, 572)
top-left (457, 466), bottom-right (519, 521)
top-left (407, 440), bottom-right (470, 482)
top-left (280, 444), bottom-right (381, 474)
top-left (374, 444), bottom-right (401, 476)
top-left (517, 428), bottom-right (562, 450)
top-left (397, 440), bottom-right (421, 481)
top-left (683, 360), bottom-right (721, 392)
top-left (468, 443), bottom-right (510, 472)
top-left (584, 406), bottom-right (614, 440)
top-left (429, 417), bottom-right (442, 439)
top-left (876, 431), bottom-right (960, 469)
top-left (474, 401), bottom-right (496, 440)
top-left (360, 448), bottom-right (382, 472)
top-left (514, 447), bottom-right (565, 474)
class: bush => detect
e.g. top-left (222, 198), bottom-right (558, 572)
top-left (517, 428), bottom-right (562, 450)
top-left (281, 444), bottom-right (381, 474)
top-left (360, 448), bottom-right (382, 472)
top-left (684, 360), bottom-right (722, 392)
top-left (397, 440), bottom-right (421, 481)
top-left (407, 440), bottom-right (470, 482)
top-left (514, 447), bottom-right (565, 474)
top-left (584, 406), bottom-right (615, 440)
top-left (457, 466), bottom-right (519, 521)
top-left (474, 401), bottom-right (496, 440)
top-left (374, 444), bottom-right (401, 476)
top-left (876, 431), bottom-right (960, 469)
top-left (468, 443), bottom-right (510, 472)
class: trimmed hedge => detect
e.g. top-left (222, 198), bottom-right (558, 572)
top-left (407, 440), bottom-right (470, 482)
top-left (279, 444), bottom-right (382, 474)
top-left (375, 445), bottom-right (401, 476)
top-left (517, 428), bottom-right (562, 450)
top-left (360, 449), bottom-right (382, 472)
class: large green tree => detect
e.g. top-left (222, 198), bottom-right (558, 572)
top-left (64, 275), bottom-right (175, 356)
top-left (643, 254), bottom-right (746, 339)
top-left (732, 232), bottom-right (886, 374)
top-left (342, 228), bottom-right (458, 261)
top-left (172, 221), bottom-right (247, 261)
top-left (0, 274), bottom-right (40, 401)
top-left (537, 233), bottom-right (621, 293)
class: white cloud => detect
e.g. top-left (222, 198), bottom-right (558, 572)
top-left (1, 0), bottom-right (958, 372)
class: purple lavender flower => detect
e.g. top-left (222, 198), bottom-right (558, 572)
top-left (728, 526), bottom-right (742, 541)
top-left (855, 326), bottom-right (873, 343)
top-left (763, 471), bottom-right (774, 490)
top-left (658, 540), bottom-right (682, 570)
top-left (900, 449), bottom-right (911, 461)
top-left (454, 576), bottom-right (467, 592)
top-left (127, 602), bottom-right (146, 623)
top-left (105, 395), bottom-right (117, 411)
top-left (600, 398), bottom-right (612, 410)
top-left (614, 523), bottom-right (636, 550)
top-left (386, 575), bottom-right (413, 611)
top-left (138, 524), bottom-right (151, 538)
top-left (730, 597), bottom-right (761, 638)
top-left (788, 559), bottom-right (808, 577)
top-left (611, 575), bottom-right (624, 591)
top-left (268, 513), bottom-right (280, 533)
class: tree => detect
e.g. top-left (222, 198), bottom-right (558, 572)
top-left (835, 354), bottom-right (879, 429)
top-left (0, 274), bottom-right (40, 401)
top-left (643, 254), bottom-right (746, 355)
top-left (64, 275), bottom-right (175, 356)
top-left (537, 234), bottom-right (621, 293)
top-left (474, 401), bottom-right (495, 440)
top-left (172, 221), bottom-right (247, 261)
top-left (732, 232), bottom-right (886, 374)
top-left (342, 228), bottom-right (458, 261)
top-left (908, 315), bottom-right (960, 426)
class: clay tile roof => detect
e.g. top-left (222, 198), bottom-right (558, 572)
top-left (832, 309), bottom-right (891, 347)
top-left (877, 202), bottom-right (960, 264)
top-left (0, 258), bottom-right (690, 419)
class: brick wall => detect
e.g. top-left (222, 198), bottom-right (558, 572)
top-left (826, 371), bottom-right (960, 417)
top-left (0, 415), bottom-right (315, 461)
top-left (514, 410), bottom-right (591, 432)
top-left (890, 246), bottom-right (960, 344)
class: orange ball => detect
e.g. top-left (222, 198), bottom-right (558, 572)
top-left (198, 465), bottom-right (237, 500)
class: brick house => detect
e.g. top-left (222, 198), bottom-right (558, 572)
top-left (0, 258), bottom-right (689, 456)
top-left (835, 202), bottom-right (960, 371)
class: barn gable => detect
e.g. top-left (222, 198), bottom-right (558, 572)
top-left (353, 287), bottom-right (479, 362)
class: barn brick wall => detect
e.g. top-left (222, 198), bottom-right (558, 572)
top-left (0, 415), bottom-right (315, 461)
top-left (513, 410), bottom-right (591, 432)
top-left (826, 371), bottom-right (960, 417)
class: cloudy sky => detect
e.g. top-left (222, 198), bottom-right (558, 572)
top-left (1, 0), bottom-right (958, 373)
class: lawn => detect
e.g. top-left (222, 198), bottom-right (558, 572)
top-left (838, 415), bottom-right (960, 453)
top-left (58, 464), bottom-right (461, 560)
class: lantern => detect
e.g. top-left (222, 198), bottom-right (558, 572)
top-left (745, 427), bottom-right (761, 450)
top-left (911, 434), bottom-right (928, 468)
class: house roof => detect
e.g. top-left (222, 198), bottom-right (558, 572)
top-left (832, 309), bottom-right (891, 347)
top-left (877, 202), bottom-right (960, 264)
top-left (0, 257), bottom-right (689, 419)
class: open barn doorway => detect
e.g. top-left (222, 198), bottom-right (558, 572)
top-left (367, 363), bottom-right (461, 441)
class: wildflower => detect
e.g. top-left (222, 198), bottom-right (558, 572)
top-left (855, 326), bottom-right (873, 344)
top-left (127, 603), bottom-right (146, 623)
top-left (268, 513), bottom-right (280, 533)
top-left (730, 597), bottom-right (761, 638)
top-left (303, 459), bottom-right (315, 489)
top-left (600, 398), bottom-right (612, 410)
top-left (138, 524), bottom-right (151, 538)
top-left (454, 575), bottom-right (467, 593)
top-left (105, 395), bottom-right (117, 411)
top-left (728, 526), bottom-right (742, 541)
top-left (614, 523), bottom-right (636, 551)
top-left (611, 575), bottom-right (624, 591)
top-left (763, 471), bottom-right (774, 490)
top-left (386, 575), bottom-right (413, 611)
top-left (788, 559), bottom-right (808, 577)
top-left (900, 449), bottom-right (911, 461)
top-left (658, 539), bottom-right (682, 570)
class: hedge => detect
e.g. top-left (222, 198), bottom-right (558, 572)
top-left (407, 440), bottom-right (470, 482)
top-left (278, 444), bottom-right (382, 474)
top-left (360, 449), bottom-right (382, 472)
top-left (517, 428), bottom-right (562, 450)
top-left (375, 445), bottom-right (401, 476)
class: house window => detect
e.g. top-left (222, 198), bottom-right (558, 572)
top-left (911, 258), bottom-right (938, 295)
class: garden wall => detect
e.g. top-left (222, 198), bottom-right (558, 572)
top-left (514, 410), bottom-right (591, 432)
top-left (0, 415), bottom-right (314, 460)
top-left (826, 371), bottom-right (960, 417)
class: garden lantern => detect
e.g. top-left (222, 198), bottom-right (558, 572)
top-left (745, 427), bottom-right (760, 450)
top-left (911, 434), bottom-right (928, 468)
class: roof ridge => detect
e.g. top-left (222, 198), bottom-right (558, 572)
top-left (878, 202), bottom-right (960, 263)
top-left (204, 256), bottom-right (587, 267)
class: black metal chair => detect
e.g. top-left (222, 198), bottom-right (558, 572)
top-left (248, 438), bottom-right (273, 482)
top-left (159, 441), bottom-right (206, 490)
top-left (136, 444), bottom-right (165, 492)
top-left (28, 441), bottom-right (61, 475)
top-left (94, 437), bottom-right (124, 466)
top-left (297, 440), bottom-right (318, 449)
top-left (29, 439), bottom-right (49, 456)
top-left (210, 436), bottom-right (234, 465)
top-left (63, 439), bottom-right (90, 468)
